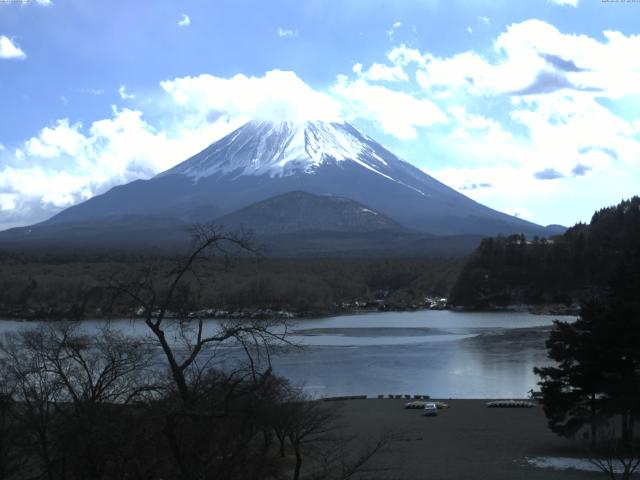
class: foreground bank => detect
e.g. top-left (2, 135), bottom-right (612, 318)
top-left (334, 398), bottom-right (598, 480)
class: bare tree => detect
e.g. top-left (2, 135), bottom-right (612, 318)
top-left (2, 323), bottom-right (157, 408)
top-left (311, 433), bottom-right (394, 480)
top-left (272, 389), bottom-right (394, 480)
top-left (0, 225), bottom-right (392, 480)
top-left (109, 224), bottom-right (292, 405)
top-left (1, 328), bottom-right (67, 480)
top-left (287, 400), bottom-right (340, 480)
top-left (0, 383), bottom-right (22, 480)
top-left (589, 424), bottom-right (640, 480)
top-left (107, 225), bottom-right (301, 480)
top-left (0, 323), bottom-right (158, 480)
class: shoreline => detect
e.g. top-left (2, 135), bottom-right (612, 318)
top-left (0, 302), bottom-right (578, 322)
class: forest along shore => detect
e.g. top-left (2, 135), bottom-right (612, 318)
top-left (0, 252), bottom-right (582, 321)
top-left (0, 256), bottom-right (462, 320)
top-left (334, 398), bottom-right (597, 480)
top-left (0, 301), bottom-right (577, 322)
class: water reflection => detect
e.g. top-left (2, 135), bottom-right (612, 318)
top-left (0, 310), bottom-right (570, 398)
top-left (272, 310), bottom-right (565, 398)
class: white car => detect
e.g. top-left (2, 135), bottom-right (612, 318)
top-left (423, 402), bottom-right (438, 416)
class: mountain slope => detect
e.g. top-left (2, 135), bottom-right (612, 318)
top-left (41, 120), bottom-right (553, 237)
top-left (216, 191), bottom-right (405, 235)
top-left (0, 193), bottom-right (484, 258)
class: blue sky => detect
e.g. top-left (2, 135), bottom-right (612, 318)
top-left (1, 0), bottom-right (639, 229)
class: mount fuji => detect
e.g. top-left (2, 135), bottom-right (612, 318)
top-left (0, 120), bottom-right (562, 255)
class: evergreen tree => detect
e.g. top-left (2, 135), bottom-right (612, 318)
top-left (451, 196), bottom-right (640, 307)
top-left (534, 302), bottom-right (609, 445)
top-left (535, 248), bottom-right (640, 446)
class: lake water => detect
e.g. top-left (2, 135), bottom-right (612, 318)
top-left (0, 310), bottom-right (573, 399)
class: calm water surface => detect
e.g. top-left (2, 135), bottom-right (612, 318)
top-left (0, 310), bottom-right (573, 399)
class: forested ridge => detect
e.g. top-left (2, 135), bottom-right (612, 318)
top-left (450, 196), bottom-right (640, 308)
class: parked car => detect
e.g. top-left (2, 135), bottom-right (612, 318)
top-left (424, 402), bottom-right (438, 416)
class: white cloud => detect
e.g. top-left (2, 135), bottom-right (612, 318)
top-left (416, 50), bottom-right (498, 92)
top-left (118, 85), bottom-right (135, 99)
top-left (548, 0), bottom-right (578, 6)
top-left (277, 27), bottom-right (297, 38)
top-left (333, 76), bottom-right (447, 139)
top-left (354, 62), bottom-right (408, 82)
top-left (0, 194), bottom-right (17, 212)
top-left (25, 119), bottom-right (85, 158)
top-left (178, 14), bottom-right (190, 27)
top-left (0, 107), bottom-right (244, 228)
top-left (511, 93), bottom-right (637, 171)
top-left (430, 155), bottom-right (640, 227)
top-left (478, 16), bottom-right (490, 24)
top-left (21, 69), bottom-right (447, 198)
top-left (430, 162), bottom-right (562, 221)
top-left (0, 36), bottom-right (26, 60)
top-left (387, 44), bottom-right (426, 67)
top-left (439, 92), bottom-right (637, 177)
top-left (421, 20), bottom-right (640, 98)
top-left (426, 89), bottom-right (640, 225)
top-left (161, 70), bottom-right (341, 122)
top-left (447, 106), bottom-right (515, 147)
top-left (386, 21), bottom-right (402, 40)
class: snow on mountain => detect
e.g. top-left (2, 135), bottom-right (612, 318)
top-left (162, 120), bottom-right (405, 184)
top-left (29, 118), bottom-right (557, 239)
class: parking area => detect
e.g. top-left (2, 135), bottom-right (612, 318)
top-left (335, 399), bottom-right (599, 480)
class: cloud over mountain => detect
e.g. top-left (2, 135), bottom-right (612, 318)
top-left (1, 14), bottom-right (640, 230)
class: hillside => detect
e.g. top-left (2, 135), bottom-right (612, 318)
top-left (215, 191), bottom-right (405, 234)
top-left (449, 197), bottom-right (640, 308)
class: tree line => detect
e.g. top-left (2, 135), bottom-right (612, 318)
top-left (450, 196), bottom-right (640, 308)
top-left (0, 255), bottom-right (462, 319)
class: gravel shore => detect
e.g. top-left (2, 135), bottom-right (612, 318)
top-left (334, 399), bottom-right (599, 479)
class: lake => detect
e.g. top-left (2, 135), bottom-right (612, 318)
top-left (0, 310), bottom-right (572, 399)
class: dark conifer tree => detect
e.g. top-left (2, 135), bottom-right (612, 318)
top-left (534, 301), bottom-right (610, 445)
top-left (535, 247), bottom-right (640, 446)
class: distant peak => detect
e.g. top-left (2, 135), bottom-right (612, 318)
top-left (161, 118), bottom-right (397, 181)
top-left (246, 118), bottom-right (350, 132)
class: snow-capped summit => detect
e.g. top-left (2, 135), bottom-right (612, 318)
top-left (162, 120), bottom-right (401, 181)
top-left (31, 118), bottom-right (557, 240)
